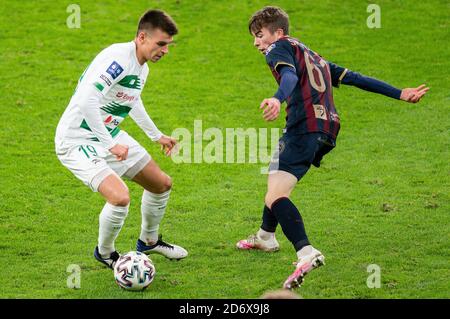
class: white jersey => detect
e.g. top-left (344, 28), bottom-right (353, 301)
top-left (55, 41), bottom-right (161, 150)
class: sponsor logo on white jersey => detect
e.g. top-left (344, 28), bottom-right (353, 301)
top-left (116, 92), bottom-right (135, 102)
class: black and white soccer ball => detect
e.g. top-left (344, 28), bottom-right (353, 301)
top-left (114, 251), bottom-right (156, 291)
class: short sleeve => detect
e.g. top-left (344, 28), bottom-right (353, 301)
top-left (265, 40), bottom-right (296, 73)
top-left (327, 61), bottom-right (348, 87)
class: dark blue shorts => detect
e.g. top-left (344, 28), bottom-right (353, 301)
top-left (268, 132), bottom-right (336, 180)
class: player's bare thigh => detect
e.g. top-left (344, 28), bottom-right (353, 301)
top-left (265, 170), bottom-right (298, 208)
top-left (98, 174), bottom-right (130, 206)
top-left (132, 160), bottom-right (172, 194)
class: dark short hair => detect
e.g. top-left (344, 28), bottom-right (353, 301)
top-left (137, 9), bottom-right (178, 36)
top-left (248, 6), bottom-right (289, 35)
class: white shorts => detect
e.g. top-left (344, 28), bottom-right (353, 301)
top-left (56, 131), bottom-right (152, 192)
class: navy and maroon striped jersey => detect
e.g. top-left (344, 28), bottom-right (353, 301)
top-left (265, 36), bottom-right (347, 139)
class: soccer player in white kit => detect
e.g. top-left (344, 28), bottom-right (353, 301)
top-left (55, 9), bottom-right (187, 269)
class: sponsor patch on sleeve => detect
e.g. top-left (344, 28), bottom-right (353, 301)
top-left (106, 61), bottom-right (124, 80)
top-left (100, 74), bottom-right (112, 86)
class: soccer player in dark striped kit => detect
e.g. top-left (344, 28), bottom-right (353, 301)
top-left (237, 6), bottom-right (429, 289)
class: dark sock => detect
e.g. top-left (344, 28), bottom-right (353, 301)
top-left (271, 197), bottom-right (310, 251)
top-left (261, 205), bottom-right (278, 232)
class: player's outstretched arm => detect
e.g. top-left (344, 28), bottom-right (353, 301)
top-left (399, 84), bottom-right (430, 103)
top-left (340, 68), bottom-right (430, 103)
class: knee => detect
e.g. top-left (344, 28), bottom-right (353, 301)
top-left (265, 193), bottom-right (289, 210)
top-left (154, 174), bottom-right (172, 193)
top-left (162, 175), bottom-right (172, 192)
top-left (142, 173), bottom-right (172, 194)
top-left (109, 190), bottom-right (130, 207)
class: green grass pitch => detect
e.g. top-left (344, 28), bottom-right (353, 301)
top-left (0, 0), bottom-right (448, 298)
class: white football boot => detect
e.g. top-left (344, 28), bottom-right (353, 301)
top-left (236, 233), bottom-right (280, 252)
top-left (137, 234), bottom-right (188, 261)
top-left (283, 246), bottom-right (325, 289)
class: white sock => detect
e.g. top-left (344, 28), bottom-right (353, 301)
top-left (297, 245), bottom-right (313, 259)
top-left (140, 189), bottom-right (170, 245)
top-left (98, 202), bottom-right (129, 257)
top-left (257, 228), bottom-right (275, 241)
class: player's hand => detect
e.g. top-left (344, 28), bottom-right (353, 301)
top-left (109, 144), bottom-right (129, 161)
top-left (260, 97), bottom-right (281, 121)
top-left (400, 84), bottom-right (430, 103)
top-left (158, 135), bottom-right (178, 156)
